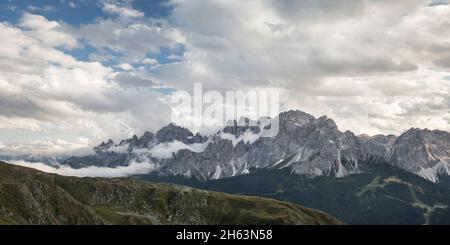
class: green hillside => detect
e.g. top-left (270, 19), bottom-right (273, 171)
top-left (0, 162), bottom-right (341, 225)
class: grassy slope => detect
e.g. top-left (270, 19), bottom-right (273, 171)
top-left (138, 161), bottom-right (450, 225)
top-left (155, 167), bottom-right (450, 225)
top-left (0, 162), bottom-right (341, 225)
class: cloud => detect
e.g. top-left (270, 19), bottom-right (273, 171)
top-left (160, 0), bottom-right (450, 135)
top-left (7, 160), bottom-right (158, 178)
top-left (1, 0), bottom-right (450, 158)
top-left (74, 18), bottom-right (184, 62)
top-left (19, 13), bottom-right (78, 49)
top-left (27, 5), bottom-right (56, 12)
top-left (429, 0), bottom-right (449, 7)
top-left (220, 131), bottom-right (261, 147)
top-left (0, 138), bottom-right (93, 156)
top-left (146, 140), bottom-right (210, 159)
top-left (115, 62), bottom-right (134, 71)
top-left (143, 58), bottom-right (158, 65)
top-left (0, 15), bottom-right (173, 154)
top-left (102, 2), bottom-right (144, 18)
top-left (106, 143), bottom-right (130, 154)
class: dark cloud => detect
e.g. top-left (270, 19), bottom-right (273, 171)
top-left (268, 0), bottom-right (366, 21)
top-left (434, 55), bottom-right (450, 68)
top-left (429, 0), bottom-right (449, 7)
top-left (0, 96), bottom-right (48, 119)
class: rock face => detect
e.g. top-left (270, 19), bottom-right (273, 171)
top-left (390, 128), bottom-right (450, 182)
top-left (64, 110), bottom-right (362, 180)
top-left (0, 162), bottom-right (342, 225)
top-left (357, 128), bottom-right (450, 182)
top-left (63, 110), bottom-right (450, 183)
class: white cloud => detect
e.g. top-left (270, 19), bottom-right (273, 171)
top-left (102, 2), bottom-right (144, 18)
top-left (142, 58), bottom-right (157, 65)
top-left (220, 131), bottom-right (261, 147)
top-left (0, 15), bottom-right (173, 155)
top-left (0, 137), bottom-right (92, 156)
top-left (7, 160), bottom-right (157, 178)
top-left (147, 140), bottom-right (210, 159)
top-left (27, 5), bottom-right (55, 12)
top-left (159, 0), bottom-right (450, 135)
top-left (116, 62), bottom-right (134, 71)
top-left (19, 13), bottom-right (78, 49)
top-left (74, 18), bottom-right (184, 62)
top-left (106, 143), bottom-right (129, 154)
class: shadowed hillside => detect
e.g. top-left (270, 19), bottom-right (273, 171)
top-left (0, 162), bottom-right (341, 225)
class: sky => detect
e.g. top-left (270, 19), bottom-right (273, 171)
top-left (0, 0), bottom-right (449, 156)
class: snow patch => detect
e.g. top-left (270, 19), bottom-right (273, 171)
top-left (418, 167), bottom-right (439, 183)
top-left (435, 160), bottom-right (450, 175)
top-left (417, 160), bottom-right (450, 183)
top-left (336, 149), bottom-right (346, 178)
top-left (212, 165), bottom-right (222, 179)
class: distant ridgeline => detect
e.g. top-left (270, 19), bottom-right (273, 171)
top-left (65, 110), bottom-right (450, 183)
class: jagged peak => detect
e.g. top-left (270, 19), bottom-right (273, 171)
top-left (398, 128), bottom-right (430, 142)
top-left (155, 123), bottom-right (194, 143)
top-left (360, 133), bottom-right (397, 139)
top-left (93, 139), bottom-right (115, 154)
top-left (97, 139), bottom-right (114, 147)
top-left (118, 135), bottom-right (139, 146)
top-left (223, 117), bottom-right (261, 136)
top-left (403, 127), bottom-right (449, 136)
top-left (358, 134), bottom-right (371, 139)
top-left (279, 110), bottom-right (315, 120)
top-left (157, 123), bottom-right (192, 134)
top-left (316, 115), bottom-right (338, 130)
top-left (142, 131), bottom-right (154, 137)
top-left (405, 127), bottom-right (422, 133)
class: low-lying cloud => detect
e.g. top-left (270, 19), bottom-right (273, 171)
top-left (146, 140), bottom-right (211, 159)
top-left (9, 160), bottom-right (158, 178)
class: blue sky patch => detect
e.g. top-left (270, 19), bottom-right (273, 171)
top-left (151, 86), bottom-right (177, 95)
top-left (148, 43), bottom-right (186, 65)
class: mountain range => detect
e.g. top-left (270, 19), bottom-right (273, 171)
top-left (64, 110), bottom-right (450, 184)
top-left (6, 110), bottom-right (450, 224)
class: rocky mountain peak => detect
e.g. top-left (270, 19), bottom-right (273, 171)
top-left (155, 123), bottom-right (193, 143)
top-left (316, 116), bottom-right (338, 131)
top-left (388, 128), bottom-right (450, 182)
top-left (93, 139), bottom-right (114, 154)
top-left (118, 135), bottom-right (139, 146)
top-left (222, 118), bottom-right (261, 136)
top-left (279, 110), bottom-right (315, 123)
top-left (137, 131), bottom-right (155, 148)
